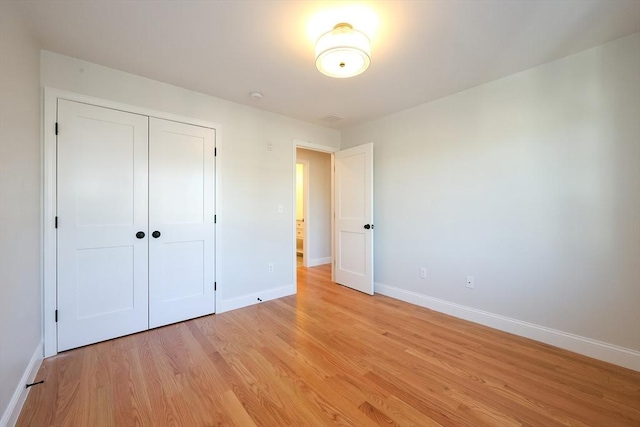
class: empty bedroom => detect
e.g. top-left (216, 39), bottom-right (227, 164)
top-left (1, 1), bottom-right (639, 426)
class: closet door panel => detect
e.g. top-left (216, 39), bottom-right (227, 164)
top-left (149, 118), bottom-right (215, 328)
top-left (57, 100), bottom-right (149, 351)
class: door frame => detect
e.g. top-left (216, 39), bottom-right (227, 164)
top-left (43, 88), bottom-right (221, 357)
top-left (292, 140), bottom-right (338, 290)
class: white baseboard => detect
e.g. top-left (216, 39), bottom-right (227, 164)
top-left (307, 257), bottom-right (331, 267)
top-left (218, 284), bottom-right (296, 314)
top-left (0, 342), bottom-right (43, 427)
top-left (375, 282), bottom-right (640, 372)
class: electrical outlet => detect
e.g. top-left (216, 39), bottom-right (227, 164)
top-left (420, 267), bottom-right (427, 279)
top-left (268, 263), bottom-right (274, 273)
top-left (466, 276), bottom-right (475, 289)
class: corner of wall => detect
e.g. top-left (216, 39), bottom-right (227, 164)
top-left (0, 342), bottom-right (43, 427)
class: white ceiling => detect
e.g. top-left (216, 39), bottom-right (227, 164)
top-left (11, 0), bottom-right (640, 129)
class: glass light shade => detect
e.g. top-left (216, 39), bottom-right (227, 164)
top-left (315, 23), bottom-right (371, 78)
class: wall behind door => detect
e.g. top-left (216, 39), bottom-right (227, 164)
top-left (296, 148), bottom-right (332, 266)
top-left (41, 51), bottom-right (341, 311)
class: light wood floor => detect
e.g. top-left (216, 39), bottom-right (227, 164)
top-left (18, 265), bottom-right (640, 426)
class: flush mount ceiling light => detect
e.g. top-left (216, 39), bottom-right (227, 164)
top-left (315, 23), bottom-right (371, 78)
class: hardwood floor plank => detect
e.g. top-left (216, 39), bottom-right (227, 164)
top-left (363, 369), bottom-right (477, 426)
top-left (220, 390), bottom-right (258, 427)
top-left (359, 401), bottom-right (400, 426)
top-left (17, 264), bottom-right (640, 426)
top-left (256, 346), bottom-right (379, 427)
top-left (326, 373), bottom-right (444, 427)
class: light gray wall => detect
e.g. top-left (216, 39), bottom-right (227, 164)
top-left (0, 2), bottom-right (43, 421)
top-left (41, 51), bottom-right (341, 310)
top-left (296, 148), bottom-right (332, 265)
top-left (342, 34), bottom-right (640, 351)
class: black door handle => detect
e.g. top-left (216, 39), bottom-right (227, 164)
top-left (364, 224), bottom-right (371, 229)
top-left (152, 231), bottom-right (161, 238)
top-left (136, 231), bottom-right (145, 239)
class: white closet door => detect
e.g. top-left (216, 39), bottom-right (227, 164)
top-left (57, 100), bottom-right (149, 351)
top-left (148, 118), bottom-right (215, 328)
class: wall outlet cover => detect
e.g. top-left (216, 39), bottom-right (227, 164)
top-left (466, 276), bottom-right (475, 289)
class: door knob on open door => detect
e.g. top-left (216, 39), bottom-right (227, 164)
top-left (152, 231), bottom-right (161, 238)
top-left (364, 224), bottom-right (371, 229)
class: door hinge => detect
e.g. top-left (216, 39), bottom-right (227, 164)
top-left (55, 122), bottom-right (58, 135)
top-left (214, 282), bottom-right (217, 291)
top-left (55, 310), bottom-right (58, 322)
top-left (214, 147), bottom-right (217, 157)
top-left (54, 216), bottom-right (58, 229)
top-left (214, 214), bottom-right (217, 224)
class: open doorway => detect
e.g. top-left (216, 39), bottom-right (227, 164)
top-left (292, 140), bottom-right (374, 294)
top-left (295, 159), bottom-right (308, 267)
top-left (295, 147), bottom-right (332, 270)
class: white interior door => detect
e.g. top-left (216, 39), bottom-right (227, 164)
top-left (148, 118), bottom-right (215, 328)
top-left (334, 143), bottom-right (374, 294)
top-left (57, 100), bottom-right (149, 351)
